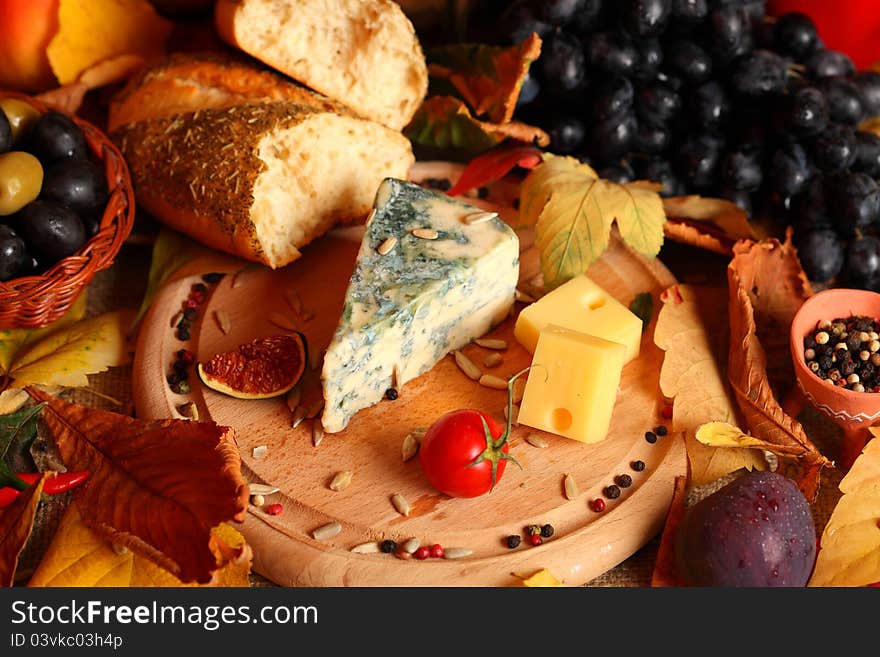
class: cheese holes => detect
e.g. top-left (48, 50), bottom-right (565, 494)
top-left (552, 408), bottom-right (573, 431)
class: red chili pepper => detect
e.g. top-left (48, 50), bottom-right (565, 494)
top-left (0, 471), bottom-right (90, 508)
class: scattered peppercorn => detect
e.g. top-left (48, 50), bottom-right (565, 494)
top-left (423, 177), bottom-right (452, 191)
top-left (589, 498), bottom-right (606, 513)
top-left (430, 544), bottom-right (444, 558)
top-left (478, 186), bottom-right (490, 199)
top-left (192, 283), bottom-right (208, 295)
top-left (604, 484), bottom-right (621, 499)
top-left (177, 329), bottom-right (191, 341)
top-left (506, 534), bottom-right (521, 549)
top-left (615, 474), bottom-right (633, 488)
top-left (644, 431), bottom-right (657, 444)
top-left (630, 460), bottom-right (646, 472)
top-left (526, 524), bottom-right (542, 536)
top-left (202, 272), bottom-right (224, 284)
top-left (655, 425), bottom-right (668, 436)
top-left (385, 387), bottom-right (399, 401)
top-left (414, 546), bottom-right (430, 560)
top-left (265, 503), bottom-right (283, 516)
top-left (380, 539), bottom-right (397, 553)
top-left (183, 307), bottom-right (198, 320)
top-left (177, 349), bottom-right (194, 364)
top-left (170, 380), bottom-right (191, 395)
top-left (540, 524), bottom-right (554, 538)
top-left (529, 534), bottom-right (543, 546)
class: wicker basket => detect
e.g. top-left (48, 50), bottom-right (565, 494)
top-left (0, 91), bottom-right (134, 329)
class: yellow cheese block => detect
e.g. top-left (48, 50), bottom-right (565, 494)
top-left (514, 274), bottom-right (642, 363)
top-left (518, 325), bottom-right (626, 444)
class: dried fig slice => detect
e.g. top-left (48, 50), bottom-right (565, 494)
top-left (197, 333), bottom-right (307, 400)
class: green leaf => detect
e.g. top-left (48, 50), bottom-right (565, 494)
top-left (521, 155), bottom-right (667, 290)
top-left (0, 403), bottom-right (44, 490)
top-left (629, 293), bottom-right (653, 331)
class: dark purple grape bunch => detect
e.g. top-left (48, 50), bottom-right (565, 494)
top-left (499, 1), bottom-right (880, 291)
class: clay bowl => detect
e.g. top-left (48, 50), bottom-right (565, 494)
top-left (788, 288), bottom-right (880, 468)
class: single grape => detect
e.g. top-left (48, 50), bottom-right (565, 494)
top-left (529, 0), bottom-right (587, 25)
top-left (635, 38), bottom-right (664, 80)
top-left (0, 224), bottom-right (25, 281)
top-left (598, 160), bottom-right (635, 183)
top-left (772, 12), bottom-right (819, 61)
top-left (569, 0), bottom-right (606, 35)
top-left (589, 112), bottom-right (637, 163)
top-left (853, 71), bottom-right (880, 118)
top-left (853, 131), bottom-right (880, 178)
top-left (593, 76), bottom-right (635, 120)
top-left (583, 31), bottom-right (639, 77)
top-left (633, 122), bottom-right (671, 154)
top-left (795, 228), bottom-right (844, 283)
top-left (845, 235), bottom-right (880, 289)
top-left (817, 76), bottom-right (866, 126)
top-left (26, 111), bottom-right (88, 166)
top-left (674, 133), bottom-right (722, 190)
top-left (620, 0), bottom-right (671, 38)
top-left (785, 86), bottom-right (829, 137)
top-left (811, 123), bottom-right (856, 173)
top-left (689, 80), bottom-right (730, 131)
top-left (769, 142), bottom-right (813, 198)
top-left (707, 5), bottom-right (752, 64)
top-left (826, 171), bottom-right (880, 236)
top-left (664, 40), bottom-right (713, 86)
top-left (669, 0), bottom-right (708, 27)
top-left (805, 49), bottom-right (855, 80)
top-left (500, 1), bottom-right (553, 44)
top-left (635, 81), bottom-right (681, 126)
top-left (719, 149), bottom-right (762, 191)
top-left (546, 114), bottom-right (587, 154)
top-left (637, 157), bottom-right (685, 196)
top-left (516, 70), bottom-right (540, 107)
top-left (790, 181), bottom-right (833, 232)
top-left (0, 112), bottom-right (10, 154)
top-left (540, 29), bottom-right (586, 95)
top-left (730, 50), bottom-right (788, 97)
top-left (15, 200), bottom-right (87, 262)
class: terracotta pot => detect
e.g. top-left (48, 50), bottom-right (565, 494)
top-left (786, 288), bottom-right (880, 468)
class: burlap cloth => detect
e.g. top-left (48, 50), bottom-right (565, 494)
top-left (14, 238), bottom-right (846, 588)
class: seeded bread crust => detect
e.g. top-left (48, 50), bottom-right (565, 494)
top-left (214, 0), bottom-right (428, 130)
top-left (112, 102), bottom-right (414, 267)
top-left (107, 51), bottom-right (344, 132)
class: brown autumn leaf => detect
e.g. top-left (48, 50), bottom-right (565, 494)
top-left (29, 503), bottom-right (251, 587)
top-left (654, 284), bottom-right (767, 487)
top-left (809, 433), bottom-right (880, 587)
top-left (427, 32), bottom-right (542, 124)
top-left (651, 475), bottom-right (688, 587)
top-left (662, 220), bottom-right (732, 256)
top-left (727, 234), bottom-right (831, 500)
top-left (26, 387), bottom-right (248, 584)
top-left (0, 472), bottom-right (52, 587)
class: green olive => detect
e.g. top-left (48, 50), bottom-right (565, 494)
top-left (0, 99), bottom-right (42, 146)
top-left (0, 151), bottom-right (44, 216)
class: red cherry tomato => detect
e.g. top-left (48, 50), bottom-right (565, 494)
top-left (418, 409), bottom-right (513, 498)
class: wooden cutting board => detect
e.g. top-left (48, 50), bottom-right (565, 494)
top-left (133, 174), bottom-right (686, 587)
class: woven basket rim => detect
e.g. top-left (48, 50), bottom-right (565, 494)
top-left (0, 90), bottom-right (135, 329)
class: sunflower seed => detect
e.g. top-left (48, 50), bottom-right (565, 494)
top-left (290, 405), bottom-right (307, 428)
top-left (526, 433), bottom-right (549, 449)
top-left (285, 386), bottom-right (301, 413)
top-left (111, 542), bottom-right (129, 556)
top-left (170, 311), bottom-right (184, 329)
top-left (513, 378), bottom-right (526, 404)
top-left (252, 445), bottom-right (268, 459)
top-left (329, 470), bottom-right (353, 491)
top-left (251, 494), bottom-right (265, 507)
top-left (391, 492), bottom-right (411, 517)
top-left (402, 433), bottom-right (420, 462)
top-left (503, 404), bottom-right (519, 426)
top-left (176, 401), bottom-right (199, 420)
top-left (401, 537), bottom-right (421, 554)
top-left (411, 227), bottom-right (439, 240)
top-left (453, 350), bottom-right (481, 380)
top-left (350, 541), bottom-right (381, 554)
top-left (443, 547), bottom-right (473, 559)
top-left (475, 338), bottom-right (507, 350)
top-left (231, 268), bottom-right (250, 289)
top-left (411, 427), bottom-right (427, 440)
top-left (309, 348), bottom-right (323, 371)
top-left (249, 483), bottom-right (280, 496)
top-left (311, 419), bottom-right (324, 447)
top-left (312, 521), bottom-right (342, 542)
top-left (377, 236), bottom-right (398, 255)
top-left (564, 473), bottom-right (580, 500)
top-left (483, 353), bottom-right (503, 368)
top-left (268, 311), bottom-right (297, 331)
top-left (365, 208), bottom-right (377, 227)
top-left (214, 309), bottom-right (232, 334)
top-left (462, 211), bottom-right (497, 225)
top-left (305, 398), bottom-right (324, 419)
top-left (479, 374), bottom-right (508, 390)
top-left (515, 289), bottom-right (536, 304)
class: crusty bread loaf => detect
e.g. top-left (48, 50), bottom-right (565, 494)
top-left (107, 51), bottom-right (345, 132)
top-left (112, 101), bottom-right (414, 268)
top-left (214, 0), bottom-right (428, 130)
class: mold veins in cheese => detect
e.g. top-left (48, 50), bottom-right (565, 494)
top-left (320, 179), bottom-right (519, 433)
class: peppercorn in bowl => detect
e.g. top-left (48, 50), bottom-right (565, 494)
top-left (787, 288), bottom-right (880, 468)
top-left (0, 90), bottom-right (134, 328)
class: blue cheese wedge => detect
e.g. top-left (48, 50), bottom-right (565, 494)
top-left (320, 178), bottom-right (519, 433)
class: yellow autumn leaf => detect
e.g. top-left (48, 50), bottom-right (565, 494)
top-left (29, 504), bottom-right (251, 587)
top-left (521, 154), bottom-right (666, 290)
top-left (46, 0), bottom-right (173, 86)
top-left (808, 434), bottom-right (880, 587)
top-left (522, 568), bottom-right (562, 587)
top-left (654, 284), bottom-right (767, 487)
top-left (696, 421), bottom-right (806, 458)
top-left (8, 310), bottom-right (134, 387)
top-left (0, 292), bottom-right (87, 375)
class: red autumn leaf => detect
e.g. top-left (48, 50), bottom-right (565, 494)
top-left (448, 143), bottom-right (543, 197)
top-left (26, 387), bottom-right (248, 584)
top-left (0, 471), bottom-right (52, 587)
